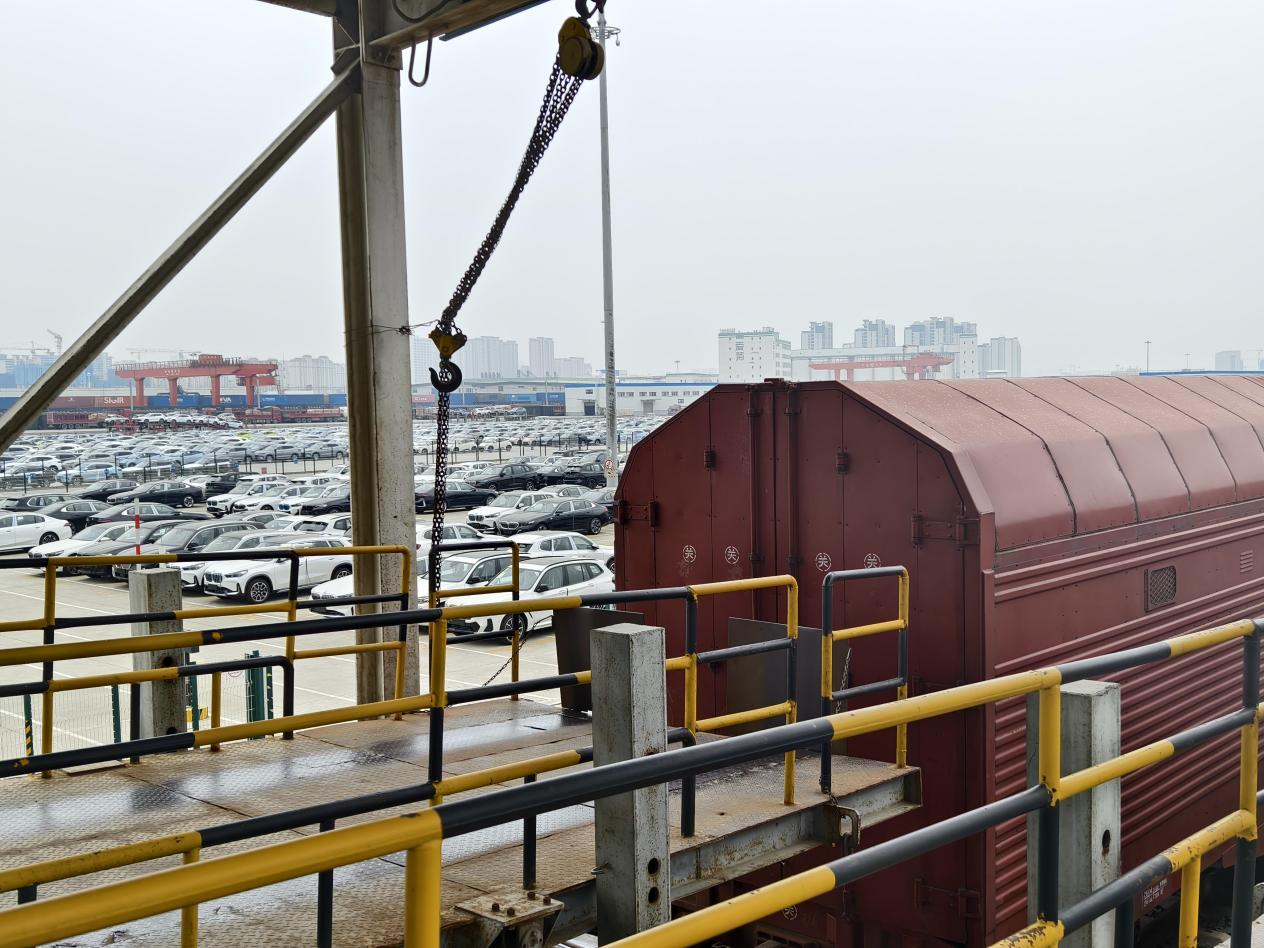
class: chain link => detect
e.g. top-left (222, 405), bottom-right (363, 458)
top-left (428, 58), bottom-right (588, 598)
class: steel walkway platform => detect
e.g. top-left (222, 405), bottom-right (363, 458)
top-left (2, 698), bottom-right (919, 947)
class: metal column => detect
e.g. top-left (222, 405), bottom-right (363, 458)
top-left (334, 8), bottom-right (419, 704)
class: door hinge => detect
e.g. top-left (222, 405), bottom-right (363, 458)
top-left (615, 500), bottom-right (659, 528)
top-left (836, 450), bottom-right (849, 474)
top-left (703, 448), bottom-right (716, 469)
top-left (913, 878), bottom-right (981, 919)
top-left (911, 513), bottom-right (978, 548)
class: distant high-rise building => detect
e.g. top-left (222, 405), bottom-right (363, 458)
top-left (465, 336), bottom-right (520, 380)
top-left (277, 355), bottom-right (346, 393)
top-left (800, 321), bottom-right (834, 350)
top-left (853, 319), bottom-right (896, 348)
top-left (904, 317), bottom-right (977, 348)
top-left (978, 336), bottom-right (1022, 378)
top-left (528, 337), bottom-right (556, 378)
top-left (1215, 350), bottom-right (1245, 372)
top-left (555, 356), bottom-right (593, 378)
top-left (718, 328), bottom-right (792, 382)
top-left (410, 333), bottom-right (439, 386)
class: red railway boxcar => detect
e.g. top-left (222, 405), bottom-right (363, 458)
top-left (614, 376), bottom-right (1264, 946)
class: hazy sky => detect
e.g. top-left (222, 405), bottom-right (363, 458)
top-left (3, 1), bottom-right (1262, 378)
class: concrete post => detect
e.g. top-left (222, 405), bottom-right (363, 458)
top-left (333, 11), bottom-right (419, 704)
top-left (1027, 680), bottom-right (1121, 948)
top-left (128, 568), bottom-right (188, 739)
top-left (591, 623), bottom-right (671, 941)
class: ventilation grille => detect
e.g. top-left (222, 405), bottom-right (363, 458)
top-left (1241, 550), bottom-right (1255, 574)
top-left (1145, 566), bottom-right (1177, 612)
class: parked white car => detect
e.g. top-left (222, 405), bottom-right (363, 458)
top-left (276, 485), bottom-right (331, 515)
top-left (232, 485), bottom-right (304, 513)
top-left (417, 522), bottom-right (487, 556)
top-left (262, 514), bottom-right (347, 534)
top-left (465, 491), bottom-right (553, 533)
top-left (203, 536), bottom-right (354, 603)
top-left (28, 521), bottom-right (130, 564)
top-left (510, 532), bottom-right (614, 570)
top-left (180, 530), bottom-right (308, 591)
top-left (448, 556), bottom-right (615, 635)
top-left (0, 513), bottom-right (73, 553)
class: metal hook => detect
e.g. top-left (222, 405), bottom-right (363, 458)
top-left (407, 34), bottom-right (434, 88)
top-left (429, 360), bottom-right (463, 394)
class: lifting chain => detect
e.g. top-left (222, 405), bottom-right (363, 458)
top-left (427, 4), bottom-right (605, 601)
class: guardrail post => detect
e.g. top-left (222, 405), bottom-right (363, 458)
top-left (1231, 623), bottom-right (1260, 948)
top-left (128, 568), bottom-right (188, 741)
top-left (1027, 680), bottom-right (1120, 946)
top-left (591, 622), bottom-right (671, 938)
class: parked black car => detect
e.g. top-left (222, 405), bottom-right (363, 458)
top-left (579, 487), bottom-right (615, 513)
top-left (303, 485), bottom-right (352, 515)
top-left (204, 472), bottom-right (241, 496)
top-left (469, 462), bottom-right (544, 492)
top-left (111, 520), bottom-right (262, 580)
top-left (558, 462), bottom-right (608, 489)
top-left (39, 499), bottom-right (112, 531)
top-left (415, 479), bottom-right (496, 513)
top-left (494, 499), bottom-right (611, 536)
top-left (0, 492), bottom-right (74, 513)
top-left (106, 480), bottom-right (204, 508)
top-left (87, 502), bottom-right (211, 526)
top-left (70, 520), bottom-right (188, 577)
top-left (74, 478), bottom-right (139, 502)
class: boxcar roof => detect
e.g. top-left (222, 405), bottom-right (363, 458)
top-left (851, 375), bottom-right (1264, 549)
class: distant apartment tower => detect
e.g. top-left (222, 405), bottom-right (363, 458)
top-left (718, 328), bottom-right (792, 382)
top-left (978, 336), bottom-right (1022, 378)
top-left (853, 319), bottom-right (896, 348)
top-left (410, 333), bottom-right (439, 385)
top-left (1215, 350), bottom-right (1245, 372)
top-left (554, 356), bottom-right (593, 378)
top-left (466, 336), bottom-right (520, 380)
top-left (277, 355), bottom-right (346, 393)
top-left (800, 321), bottom-right (834, 350)
top-left (529, 337), bottom-right (557, 378)
top-left (905, 317), bottom-right (978, 348)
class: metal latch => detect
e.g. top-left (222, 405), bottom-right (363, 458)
top-left (455, 889), bottom-right (563, 948)
top-left (615, 500), bottom-right (659, 528)
top-left (913, 878), bottom-right (981, 919)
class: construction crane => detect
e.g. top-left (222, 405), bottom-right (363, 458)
top-left (126, 347), bottom-right (201, 360)
top-left (46, 330), bottom-right (63, 355)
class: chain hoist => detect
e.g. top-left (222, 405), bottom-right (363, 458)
top-left (427, 1), bottom-right (607, 603)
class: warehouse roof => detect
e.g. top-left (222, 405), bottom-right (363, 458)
top-left (855, 375), bottom-right (1264, 549)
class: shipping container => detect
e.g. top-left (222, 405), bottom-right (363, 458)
top-left (615, 376), bottom-right (1264, 946)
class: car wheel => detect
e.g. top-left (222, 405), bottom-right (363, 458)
top-left (291, 453), bottom-right (301, 462)
top-left (331, 564), bottom-right (352, 580)
top-left (261, 504), bottom-right (273, 511)
top-left (245, 577), bottom-right (272, 603)
top-left (38, 532), bottom-right (58, 545)
top-left (70, 475), bottom-right (83, 486)
top-left (497, 614), bottom-right (528, 644)
top-left (181, 495), bottom-right (195, 507)
top-left (588, 517), bottom-right (603, 535)
top-left (416, 498), bottom-right (428, 513)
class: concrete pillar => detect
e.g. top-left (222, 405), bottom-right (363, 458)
top-left (1027, 680), bottom-right (1121, 948)
top-left (591, 623), bottom-right (671, 941)
top-left (166, 378), bottom-right (179, 407)
top-left (333, 11), bottom-right (419, 705)
top-left (129, 568), bottom-right (188, 739)
top-left (210, 375), bottom-right (221, 406)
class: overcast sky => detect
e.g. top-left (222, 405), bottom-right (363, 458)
top-left (3, 1), bottom-right (1262, 378)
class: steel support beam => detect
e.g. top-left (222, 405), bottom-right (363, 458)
top-left (334, 9), bottom-right (420, 704)
top-left (0, 66), bottom-right (356, 454)
top-left (256, 0), bottom-right (336, 14)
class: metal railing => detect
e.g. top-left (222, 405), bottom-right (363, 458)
top-left (0, 543), bottom-right (411, 773)
top-left (819, 565), bottom-right (909, 792)
top-left (1, 609), bottom-right (1256, 948)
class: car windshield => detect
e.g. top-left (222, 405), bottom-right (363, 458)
top-left (74, 523), bottom-right (115, 541)
top-left (489, 494), bottom-right (520, 509)
top-left (0, 498), bottom-right (22, 510)
top-left (438, 559), bottom-right (475, 583)
top-left (490, 565), bottom-right (541, 591)
top-left (227, 484), bottom-right (250, 494)
top-left (525, 501), bottom-right (561, 513)
top-left (300, 487), bottom-right (325, 497)
top-left (203, 534), bottom-right (246, 553)
top-left (155, 525), bottom-right (200, 548)
top-left (262, 486), bottom-right (287, 496)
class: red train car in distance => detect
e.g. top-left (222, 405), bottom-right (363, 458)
top-left (614, 375), bottom-right (1264, 947)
